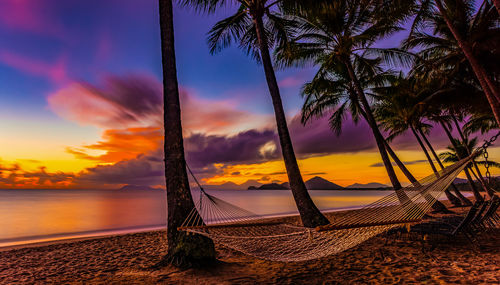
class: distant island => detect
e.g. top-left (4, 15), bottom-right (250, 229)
top-left (120, 177), bottom-right (393, 191)
top-left (120, 177), bottom-right (483, 191)
top-left (245, 176), bottom-right (386, 190)
top-left (256, 182), bottom-right (289, 190)
top-left (305, 176), bottom-right (343, 190)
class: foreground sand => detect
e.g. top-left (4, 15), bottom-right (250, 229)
top-left (1, 206), bottom-right (499, 284)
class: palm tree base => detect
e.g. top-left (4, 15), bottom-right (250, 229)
top-left (159, 233), bottom-right (217, 269)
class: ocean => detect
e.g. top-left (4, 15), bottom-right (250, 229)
top-left (0, 189), bottom-right (400, 247)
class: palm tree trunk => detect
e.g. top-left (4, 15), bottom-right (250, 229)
top-left (357, 107), bottom-right (418, 185)
top-left (253, 15), bottom-right (328, 227)
top-left (159, 0), bottom-right (215, 267)
top-left (435, 0), bottom-right (500, 126)
top-left (464, 168), bottom-right (484, 201)
top-left (344, 60), bottom-right (402, 190)
top-left (439, 120), bottom-right (483, 202)
top-left (417, 128), bottom-right (463, 207)
top-left (408, 126), bottom-right (449, 212)
top-left (356, 108), bottom-right (410, 202)
top-left (451, 114), bottom-right (494, 197)
top-left (470, 167), bottom-right (481, 182)
top-left (469, 168), bottom-right (492, 199)
top-left (411, 126), bottom-right (438, 173)
top-left (384, 140), bottom-right (420, 184)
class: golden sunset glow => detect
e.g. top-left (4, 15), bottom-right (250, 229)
top-left (204, 148), bottom-right (500, 187)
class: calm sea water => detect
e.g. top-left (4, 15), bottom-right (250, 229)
top-left (0, 189), bottom-right (395, 247)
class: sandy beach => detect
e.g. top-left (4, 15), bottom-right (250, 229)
top-left (1, 201), bottom-right (499, 284)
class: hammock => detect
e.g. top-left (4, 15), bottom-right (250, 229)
top-left (179, 154), bottom-right (476, 262)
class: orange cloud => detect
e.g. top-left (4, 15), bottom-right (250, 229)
top-left (0, 162), bottom-right (74, 189)
top-left (67, 127), bottom-right (162, 163)
top-left (33, 74), bottom-right (500, 190)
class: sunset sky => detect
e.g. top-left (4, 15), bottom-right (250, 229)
top-left (0, 0), bottom-right (498, 189)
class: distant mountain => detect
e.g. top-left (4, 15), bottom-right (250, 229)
top-left (119, 185), bottom-right (159, 191)
top-left (249, 177), bottom-right (343, 190)
top-left (305, 176), bottom-right (343, 190)
top-left (200, 180), bottom-right (264, 190)
top-left (346, 182), bottom-right (390, 189)
top-left (257, 183), bottom-right (289, 190)
top-left (239, 180), bottom-right (263, 189)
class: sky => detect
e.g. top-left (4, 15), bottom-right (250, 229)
top-left (0, 0), bottom-right (498, 189)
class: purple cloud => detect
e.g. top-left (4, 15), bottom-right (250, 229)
top-left (289, 114), bottom-right (376, 156)
top-left (185, 129), bottom-right (280, 168)
top-left (75, 151), bottom-right (164, 187)
top-left (48, 74), bottom-right (163, 129)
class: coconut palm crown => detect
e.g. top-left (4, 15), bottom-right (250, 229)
top-left (276, 0), bottom-right (416, 190)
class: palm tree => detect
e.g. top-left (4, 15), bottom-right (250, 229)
top-left (301, 60), bottom-right (419, 195)
top-left (277, 0), bottom-right (416, 191)
top-left (440, 136), bottom-right (499, 200)
top-left (464, 112), bottom-right (498, 135)
top-left (374, 75), bottom-right (461, 209)
top-left (159, 0), bottom-right (215, 267)
top-left (439, 117), bottom-right (496, 198)
top-left (450, 113), bottom-right (494, 196)
top-left (182, 0), bottom-right (328, 227)
top-left (409, 0), bottom-right (500, 126)
top-left (417, 126), bottom-right (472, 205)
top-left (407, 26), bottom-right (498, 198)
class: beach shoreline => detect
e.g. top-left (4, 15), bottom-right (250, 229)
top-left (1, 192), bottom-right (470, 250)
top-left (1, 201), bottom-right (499, 284)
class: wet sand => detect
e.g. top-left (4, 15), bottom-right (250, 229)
top-left (1, 204), bottom-right (499, 284)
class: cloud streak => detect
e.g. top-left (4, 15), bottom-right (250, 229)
top-left (24, 73), bottom-right (492, 189)
top-left (47, 75), bottom-right (270, 134)
top-left (0, 49), bottom-right (68, 83)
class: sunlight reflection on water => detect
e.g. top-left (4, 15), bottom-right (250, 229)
top-left (0, 189), bottom-right (394, 246)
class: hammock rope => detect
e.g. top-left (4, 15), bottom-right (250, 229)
top-left (178, 137), bottom-right (495, 262)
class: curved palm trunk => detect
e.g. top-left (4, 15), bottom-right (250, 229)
top-left (435, 0), bottom-right (500, 126)
top-left (470, 168), bottom-right (481, 183)
top-left (356, 107), bottom-right (410, 202)
top-left (409, 126), bottom-right (449, 212)
top-left (417, 128), bottom-right (463, 207)
top-left (357, 106), bottom-right (418, 185)
top-left (439, 120), bottom-right (484, 202)
top-left (418, 127), bottom-right (470, 205)
top-left (159, 0), bottom-right (215, 267)
top-left (344, 60), bottom-right (402, 190)
top-left (411, 126), bottom-right (438, 173)
top-left (383, 139), bottom-right (418, 184)
top-left (464, 168), bottom-right (484, 201)
top-left (253, 15), bottom-right (328, 227)
top-left (451, 115), bottom-right (494, 197)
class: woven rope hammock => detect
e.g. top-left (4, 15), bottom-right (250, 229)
top-left (179, 154), bottom-right (476, 262)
